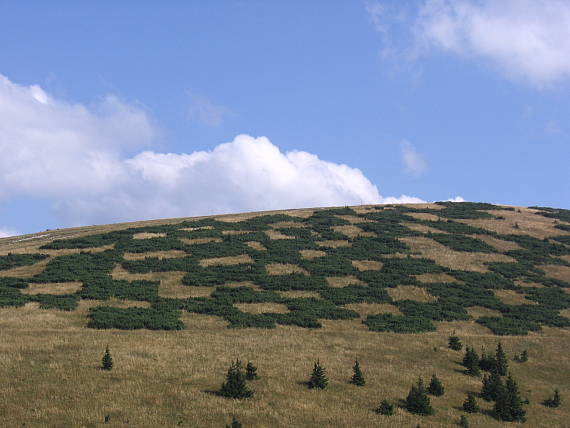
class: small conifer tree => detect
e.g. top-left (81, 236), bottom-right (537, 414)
top-left (375, 399), bottom-right (394, 415)
top-left (448, 334), bottom-right (462, 351)
top-left (462, 346), bottom-right (480, 376)
top-left (495, 342), bottom-right (508, 376)
top-left (245, 361), bottom-right (258, 380)
top-left (515, 349), bottom-right (529, 363)
top-left (428, 374), bottom-right (444, 396)
top-left (493, 374), bottom-right (526, 422)
top-left (543, 389), bottom-right (561, 408)
top-left (219, 360), bottom-right (253, 399)
top-left (101, 346), bottom-right (113, 371)
top-left (308, 360), bottom-right (328, 389)
top-left (405, 377), bottom-right (434, 416)
top-left (226, 416), bottom-right (242, 428)
top-left (479, 348), bottom-right (496, 372)
top-left (481, 369), bottom-right (503, 401)
top-left (462, 392), bottom-right (479, 413)
top-left (351, 359), bottom-right (365, 386)
top-left (458, 415), bottom-right (469, 428)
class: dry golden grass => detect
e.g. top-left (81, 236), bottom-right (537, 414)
top-left (415, 272), bottom-right (460, 284)
top-left (316, 240), bottom-right (351, 248)
top-left (495, 290), bottom-right (537, 305)
top-left (466, 306), bottom-right (503, 319)
top-left (388, 286), bottom-right (437, 303)
top-left (234, 303), bottom-right (290, 314)
top-left (538, 264), bottom-right (570, 282)
top-left (199, 254), bottom-right (253, 268)
top-left (344, 303), bottom-right (402, 317)
top-left (0, 298), bottom-right (569, 427)
top-left (278, 290), bottom-right (321, 299)
top-left (399, 236), bottom-right (515, 272)
top-left (405, 212), bottom-right (442, 222)
top-left (299, 249), bottom-right (326, 260)
top-left (402, 203), bottom-right (444, 210)
top-left (221, 230), bottom-right (253, 235)
top-left (181, 237), bottom-right (222, 245)
top-left (265, 263), bottom-right (308, 276)
top-left (402, 222), bottom-right (449, 234)
top-left (264, 230), bottom-right (294, 240)
top-left (268, 221), bottom-right (306, 229)
top-left (351, 260), bottom-right (383, 271)
top-left (458, 208), bottom-right (566, 239)
top-left (332, 225), bottom-right (375, 239)
top-left (471, 234), bottom-right (523, 252)
top-left (351, 206), bottom-right (376, 214)
top-left (132, 232), bottom-right (166, 239)
top-left (22, 281), bottom-right (82, 295)
top-left (325, 276), bottom-right (365, 288)
top-left (123, 250), bottom-right (188, 260)
top-left (180, 226), bottom-right (214, 232)
top-left (224, 281), bottom-right (260, 289)
top-left (559, 255), bottom-right (570, 264)
top-left (246, 241), bottom-right (267, 251)
top-left (336, 215), bottom-right (373, 224)
top-left (515, 280), bottom-right (547, 288)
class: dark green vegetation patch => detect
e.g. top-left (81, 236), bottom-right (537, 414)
top-left (1, 202), bottom-right (569, 334)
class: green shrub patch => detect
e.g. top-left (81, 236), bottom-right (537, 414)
top-left (0, 253), bottom-right (48, 271)
top-left (429, 233), bottom-right (497, 253)
top-left (87, 306), bottom-right (184, 330)
top-left (318, 285), bottom-right (392, 305)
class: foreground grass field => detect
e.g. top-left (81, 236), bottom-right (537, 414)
top-left (0, 203), bottom-right (569, 427)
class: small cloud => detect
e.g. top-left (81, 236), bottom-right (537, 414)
top-left (441, 196), bottom-right (466, 202)
top-left (545, 120), bottom-right (563, 134)
top-left (0, 227), bottom-right (18, 238)
top-left (187, 95), bottom-right (232, 127)
top-left (400, 140), bottom-right (428, 176)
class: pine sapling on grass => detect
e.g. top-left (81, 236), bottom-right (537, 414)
top-left (245, 361), bottom-right (259, 380)
top-left (543, 389), bottom-right (561, 408)
top-left (458, 415), bottom-right (469, 428)
top-left (375, 399), bottom-right (394, 416)
top-left (448, 334), bottom-right (462, 351)
top-left (479, 348), bottom-right (496, 372)
top-left (308, 360), bottom-right (328, 389)
top-left (405, 377), bottom-right (434, 416)
top-left (481, 370), bottom-right (503, 401)
top-left (462, 346), bottom-right (480, 376)
top-left (226, 416), bottom-right (242, 428)
top-left (101, 346), bottom-right (113, 371)
top-left (428, 374), bottom-right (444, 396)
top-left (495, 342), bottom-right (508, 376)
top-left (493, 374), bottom-right (526, 422)
top-left (462, 392), bottom-right (479, 413)
top-left (351, 359), bottom-right (365, 386)
top-left (219, 360), bottom-right (253, 399)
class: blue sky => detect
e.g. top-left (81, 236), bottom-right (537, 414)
top-left (1, 0), bottom-right (569, 236)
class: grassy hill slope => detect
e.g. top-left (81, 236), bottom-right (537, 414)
top-left (0, 202), bottom-right (569, 427)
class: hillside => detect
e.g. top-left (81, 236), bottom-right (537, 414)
top-left (1, 202), bottom-right (569, 427)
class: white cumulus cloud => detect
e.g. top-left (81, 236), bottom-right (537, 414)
top-left (0, 75), bottom-right (433, 228)
top-left (368, 0), bottom-right (570, 86)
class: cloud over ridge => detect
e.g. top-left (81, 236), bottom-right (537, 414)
top-left (368, 0), bottom-right (570, 86)
top-left (0, 75), bottom-right (428, 229)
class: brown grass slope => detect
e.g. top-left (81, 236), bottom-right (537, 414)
top-left (0, 203), bottom-right (569, 427)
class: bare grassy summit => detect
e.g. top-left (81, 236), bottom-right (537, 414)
top-left (0, 202), bottom-right (569, 427)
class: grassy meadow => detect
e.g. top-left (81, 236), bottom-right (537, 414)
top-left (0, 203), bottom-right (569, 427)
